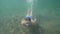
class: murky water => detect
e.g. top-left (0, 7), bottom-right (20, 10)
top-left (0, 0), bottom-right (60, 34)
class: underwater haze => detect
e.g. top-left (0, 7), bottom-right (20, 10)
top-left (0, 0), bottom-right (60, 34)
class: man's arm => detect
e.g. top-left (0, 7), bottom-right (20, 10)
top-left (31, 18), bottom-right (36, 24)
top-left (21, 19), bottom-right (25, 24)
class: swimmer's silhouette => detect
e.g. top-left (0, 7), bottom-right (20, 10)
top-left (20, 8), bottom-right (43, 34)
top-left (21, 8), bottom-right (36, 27)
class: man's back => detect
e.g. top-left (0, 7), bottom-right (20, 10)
top-left (21, 18), bottom-right (36, 27)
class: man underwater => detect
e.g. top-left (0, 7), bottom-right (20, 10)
top-left (21, 8), bottom-right (36, 27)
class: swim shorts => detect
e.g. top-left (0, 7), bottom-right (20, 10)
top-left (26, 16), bottom-right (32, 19)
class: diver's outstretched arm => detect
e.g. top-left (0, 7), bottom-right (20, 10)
top-left (31, 18), bottom-right (36, 23)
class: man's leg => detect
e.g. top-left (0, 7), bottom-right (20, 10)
top-left (29, 9), bottom-right (32, 17)
top-left (26, 9), bottom-right (30, 17)
top-left (26, 8), bottom-right (32, 16)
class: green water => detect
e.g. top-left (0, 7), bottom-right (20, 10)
top-left (0, 0), bottom-right (60, 34)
